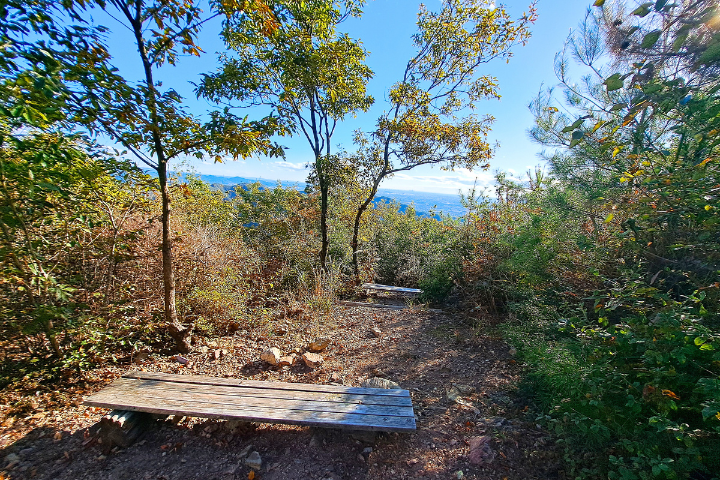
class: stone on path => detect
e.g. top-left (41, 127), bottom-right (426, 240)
top-left (370, 327), bottom-right (382, 338)
top-left (362, 377), bottom-right (400, 389)
top-left (278, 355), bottom-right (296, 367)
top-left (245, 451), bottom-right (262, 470)
top-left (307, 338), bottom-right (330, 352)
top-left (302, 352), bottom-right (323, 368)
top-left (260, 347), bottom-right (281, 365)
top-left (468, 436), bottom-right (496, 465)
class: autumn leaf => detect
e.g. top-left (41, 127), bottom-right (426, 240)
top-left (662, 389), bottom-right (680, 400)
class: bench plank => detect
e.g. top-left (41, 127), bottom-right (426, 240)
top-left (125, 371), bottom-right (409, 397)
top-left (91, 383), bottom-right (415, 417)
top-left (84, 373), bottom-right (416, 432)
top-left (102, 378), bottom-right (413, 407)
top-left (85, 395), bottom-right (415, 431)
top-left (362, 283), bottom-right (422, 295)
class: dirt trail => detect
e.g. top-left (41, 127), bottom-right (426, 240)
top-left (0, 306), bottom-right (560, 479)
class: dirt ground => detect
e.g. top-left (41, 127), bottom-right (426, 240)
top-left (0, 304), bottom-right (561, 480)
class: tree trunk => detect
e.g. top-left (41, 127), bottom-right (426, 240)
top-left (319, 182), bottom-right (329, 271)
top-left (351, 198), bottom-right (372, 280)
top-left (157, 162), bottom-right (190, 353)
top-left (351, 179), bottom-right (382, 280)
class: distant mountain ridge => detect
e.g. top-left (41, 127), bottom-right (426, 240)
top-left (172, 172), bottom-right (467, 218)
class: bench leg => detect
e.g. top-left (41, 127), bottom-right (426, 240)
top-left (99, 410), bottom-right (153, 451)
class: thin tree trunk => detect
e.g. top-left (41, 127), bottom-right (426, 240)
top-left (128, 6), bottom-right (190, 353)
top-left (351, 179), bottom-right (381, 280)
top-left (158, 161), bottom-right (190, 353)
top-left (319, 182), bottom-right (329, 271)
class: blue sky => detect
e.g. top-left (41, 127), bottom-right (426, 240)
top-left (91, 0), bottom-right (594, 194)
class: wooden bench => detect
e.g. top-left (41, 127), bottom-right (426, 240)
top-left (84, 372), bottom-right (416, 439)
top-left (361, 283), bottom-right (422, 298)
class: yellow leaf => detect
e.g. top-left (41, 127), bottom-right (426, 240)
top-left (705, 205), bottom-right (713, 211)
top-left (662, 389), bottom-right (680, 400)
top-left (699, 157), bottom-right (713, 167)
top-left (612, 147), bottom-right (622, 158)
top-left (604, 213), bottom-right (614, 223)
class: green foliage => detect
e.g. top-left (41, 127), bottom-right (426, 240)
top-left (369, 201), bottom-right (468, 303)
top-left (198, 0), bottom-right (373, 269)
top-left (348, 0), bottom-right (537, 277)
top-left (495, 1), bottom-right (720, 478)
top-left (0, 124), bottom-right (155, 368)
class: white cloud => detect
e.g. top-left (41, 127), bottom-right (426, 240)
top-left (273, 161), bottom-right (308, 171)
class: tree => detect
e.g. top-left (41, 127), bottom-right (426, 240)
top-left (197, 0), bottom-right (374, 270)
top-left (530, 0), bottom-right (720, 282)
top-left (348, 0), bottom-right (537, 279)
top-left (1, 0), bottom-right (287, 352)
top-left (524, 2), bottom-right (720, 476)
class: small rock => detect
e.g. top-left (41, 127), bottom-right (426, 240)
top-left (173, 355), bottom-right (188, 365)
top-left (213, 349), bottom-right (223, 361)
top-left (330, 372), bottom-right (341, 382)
top-left (468, 436), bottom-right (496, 465)
top-left (307, 338), bottom-right (330, 352)
top-left (309, 435), bottom-right (321, 448)
top-left (245, 451), bottom-right (262, 470)
top-left (133, 349), bottom-right (150, 364)
top-left (357, 454), bottom-right (365, 462)
top-left (302, 352), bottom-right (323, 368)
top-left (446, 386), bottom-right (462, 402)
top-left (278, 355), bottom-right (296, 367)
top-left (238, 444), bottom-right (253, 458)
top-left (362, 377), bottom-right (400, 389)
top-left (370, 327), bottom-right (382, 338)
top-left (453, 384), bottom-right (475, 395)
top-left (198, 345), bottom-right (209, 354)
top-left (362, 447), bottom-right (372, 455)
top-left (4, 453), bottom-right (20, 465)
top-left (260, 347), bottom-right (282, 365)
top-left (508, 347), bottom-right (517, 356)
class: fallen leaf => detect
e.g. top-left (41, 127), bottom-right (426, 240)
top-left (54, 431), bottom-right (63, 441)
top-left (248, 471), bottom-right (255, 480)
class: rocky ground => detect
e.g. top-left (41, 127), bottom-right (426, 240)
top-left (0, 304), bottom-right (561, 480)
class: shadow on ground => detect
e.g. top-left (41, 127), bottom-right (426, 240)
top-left (1, 307), bottom-right (561, 480)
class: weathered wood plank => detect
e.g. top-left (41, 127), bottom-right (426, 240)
top-left (102, 378), bottom-right (413, 407)
top-left (338, 301), bottom-right (407, 310)
top-left (338, 300), bottom-right (443, 313)
top-left (124, 371), bottom-right (409, 397)
top-left (88, 385), bottom-right (415, 418)
top-left (362, 283), bottom-right (422, 294)
top-left (85, 394), bottom-right (416, 432)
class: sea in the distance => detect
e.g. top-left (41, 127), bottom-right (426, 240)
top-left (178, 173), bottom-right (468, 218)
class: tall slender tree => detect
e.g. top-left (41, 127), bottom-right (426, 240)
top-left (349, 0), bottom-right (536, 278)
top-left (2, 0), bottom-right (286, 352)
top-left (197, 0), bottom-right (374, 270)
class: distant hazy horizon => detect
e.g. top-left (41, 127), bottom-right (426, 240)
top-left (172, 172), bottom-right (470, 218)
